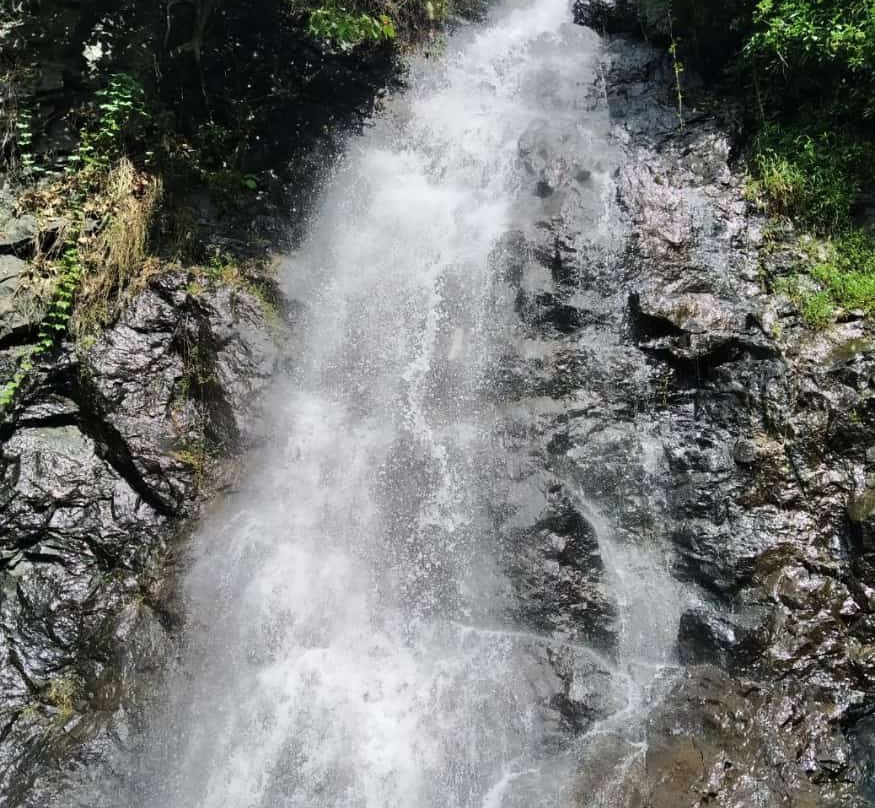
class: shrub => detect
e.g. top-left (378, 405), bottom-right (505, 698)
top-left (745, 0), bottom-right (875, 120)
top-left (308, 5), bottom-right (396, 50)
top-left (70, 73), bottom-right (148, 172)
top-left (747, 124), bottom-right (869, 231)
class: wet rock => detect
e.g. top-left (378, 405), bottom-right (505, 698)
top-left (548, 643), bottom-right (626, 730)
top-left (0, 417), bottom-right (167, 799)
top-left (630, 289), bottom-right (776, 367)
top-left (488, 230), bottom-right (530, 288)
top-left (81, 270), bottom-right (282, 510)
top-left (677, 608), bottom-right (760, 669)
top-left (572, 0), bottom-right (639, 32)
top-left (517, 120), bottom-right (595, 202)
top-left (732, 438), bottom-right (758, 465)
top-left (508, 501), bottom-right (616, 650)
top-left (558, 33), bottom-right (875, 804)
top-left (849, 714), bottom-right (875, 804)
top-left (0, 256), bottom-right (40, 341)
top-left (0, 263), bottom-right (287, 801)
top-left (848, 488), bottom-right (875, 548)
top-left (637, 667), bottom-right (862, 808)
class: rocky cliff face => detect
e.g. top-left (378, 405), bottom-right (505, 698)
top-left (570, 10), bottom-right (874, 804)
top-left (0, 2), bottom-right (393, 799)
top-left (0, 249), bottom-right (290, 802)
top-left (2, 3), bottom-right (874, 807)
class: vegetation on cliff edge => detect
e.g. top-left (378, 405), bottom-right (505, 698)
top-left (649, 0), bottom-right (875, 329)
top-left (0, 0), bottom-right (474, 414)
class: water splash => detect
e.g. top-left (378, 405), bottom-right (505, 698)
top-left (113, 2), bottom-right (690, 806)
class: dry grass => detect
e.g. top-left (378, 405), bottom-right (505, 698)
top-left (73, 159), bottom-right (163, 337)
top-left (46, 672), bottom-right (79, 722)
top-left (17, 157), bottom-right (165, 339)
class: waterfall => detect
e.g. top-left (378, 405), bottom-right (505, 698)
top-left (115, 1), bottom-right (690, 805)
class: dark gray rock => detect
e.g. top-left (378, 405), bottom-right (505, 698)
top-left (507, 500), bottom-right (616, 649)
top-left (677, 608), bottom-right (761, 669)
top-left (596, 32), bottom-right (875, 805)
top-left (0, 264), bottom-right (288, 802)
top-left (635, 666), bottom-right (861, 808)
top-left (572, 0), bottom-right (639, 32)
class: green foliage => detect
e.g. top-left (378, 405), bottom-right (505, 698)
top-left (747, 124), bottom-right (870, 231)
top-left (809, 231), bottom-right (875, 312)
top-left (70, 73), bottom-right (147, 172)
top-left (776, 232), bottom-right (875, 328)
top-left (668, 35), bottom-right (685, 128)
top-left (732, 2), bottom-right (875, 330)
top-left (14, 108), bottom-right (41, 176)
top-left (308, 5), bottom-right (396, 50)
top-left (0, 239), bottom-right (84, 413)
top-left (745, 0), bottom-right (875, 119)
top-left (0, 355), bottom-right (33, 411)
top-left (173, 441), bottom-right (209, 473)
top-left (1, 73), bottom-right (156, 415)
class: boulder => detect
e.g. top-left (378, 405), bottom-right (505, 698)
top-left (0, 264), bottom-right (288, 800)
top-left (677, 607), bottom-right (761, 669)
top-left (507, 501), bottom-right (617, 650)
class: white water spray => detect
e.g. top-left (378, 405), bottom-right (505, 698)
top-left (122, 2), bottom-right (689, 806)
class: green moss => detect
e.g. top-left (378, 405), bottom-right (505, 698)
top-left (172, 438), bottom-right (216, 487)
top-left (775, 232), bottom-right (875, 329)
top-left (809, 231), bottom-right (875, 311)
top-left (848, 487), bottom-right (875, 523)
top-left (799, 291), bottom-right (835, 330)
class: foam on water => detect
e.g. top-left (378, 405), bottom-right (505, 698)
top-left (119, 2), bottom-right (688, 806)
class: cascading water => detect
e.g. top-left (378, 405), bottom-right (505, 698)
top-left (107, 1), bottom-right (691, 806)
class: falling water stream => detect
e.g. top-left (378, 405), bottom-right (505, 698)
top-left (119, 1), bottom-right (689, 805)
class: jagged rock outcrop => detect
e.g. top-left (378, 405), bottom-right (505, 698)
top-left (590, 29), bottom-right (873, 807)
top-left (474, 17), bottom-right (875, 804)
top-left (0, 263), bottom-right (290, 803)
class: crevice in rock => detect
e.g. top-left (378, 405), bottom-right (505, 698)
top-left (64, 373), bottom-right (177, 518)
top-left (13, 413), bottom-right (80, 432)
top-left (628, 292), bottom-right (688, 341)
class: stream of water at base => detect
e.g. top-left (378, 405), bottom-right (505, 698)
top-left (127, 1), bottom-right (688, 805)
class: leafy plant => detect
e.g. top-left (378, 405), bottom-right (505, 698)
top-left (308, 5), bottom-right (396, 50)
top-left (668, 35), bottom-right (685, 129)
top-left (1, 75), bottom-right (155, 415)
top-left (71, 73), bottom-right (147, 172)
top-left (14, 108), bottom-right (40, 176)
top-left (746, 124), bottom-right (869, 232)
top-left (0, 239), bottom-right (83, 413)
top-left (745, 0), bottom-right (875, 119)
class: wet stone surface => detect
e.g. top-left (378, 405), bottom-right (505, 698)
top-left (0, 268), bottom-right (289, 803)
top-left (559, 26), bottom-right (873, 808)
top-left (2, 8), bottom-right (875, 808)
